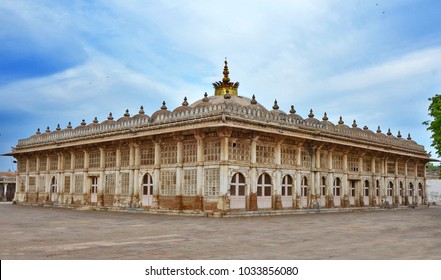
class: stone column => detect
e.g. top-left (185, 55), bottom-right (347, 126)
top-left (249, 135), bottom-right (259, 211)
top-left (274, 139), bottom-right (283, 209)
top-left (342, 153), bottom-right (349, 207)
top-left (195, 132), bottom-right (204, 210)
top-left (152, 140), bottom-right (161, 208)
top-left (131, 143), bottom-right (139, 206)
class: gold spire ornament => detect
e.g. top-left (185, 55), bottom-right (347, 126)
top-left (213, 58), bottom-right (239, 96)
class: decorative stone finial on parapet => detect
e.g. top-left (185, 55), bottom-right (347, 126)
top-left (308, 109), bottom-right (314, 118)
top-left (160, 101), bottom-right (167, 110)
top-left (352, 120), bottom-right (357, 128)
top-left (182, 97), bottom-right (189, 106)
top-left (290, 105), bottom-right (296, 114)
top-left (376, 126), bottom-right (382, 133)
top-left (397, 131), bottom-right (402, 138)
top-left (273, 100), bottom-right (279, 110)
top-left (338, 116), bottom-right (344, 125)
top-left (139, 106), bottom-right (145, 114)
top-left (387, 128), bottom-right (392, 136)
top-left (322, 112), bottom-right (328, 121)
top-left (407, 133), bottom-right (412, 140)
top-left (251, 94), bottom-right (257, 105)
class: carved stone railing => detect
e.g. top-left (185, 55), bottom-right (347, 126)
top-left (16, 102), bottom-right (426, 154)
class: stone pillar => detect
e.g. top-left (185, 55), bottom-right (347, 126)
top-left (342, 153), bottom-right (349, 207)
top-left (195, 133), bottom-right (204, 196)
top-left (131, 143), bottom-right (140, 206)
top-left (152, 141), bottom-right (161, 208)
top-left (219, 134), bottom-right (229, 196)
top-left (195, 132), bottom-right (204, 210)
top-left (274, 139), bottom-right (283, 209)
top-left (249, 135), bottom-right (258, 211)
top-left (96, 149), bottom-right (104, 206)
top-left (176, 136), bottom-right (183, 203)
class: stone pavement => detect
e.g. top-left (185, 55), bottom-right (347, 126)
top-left (0, 202), bottom-right (440, 259)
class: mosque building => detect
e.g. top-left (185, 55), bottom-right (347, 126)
top-left (5, 60), bottom-right (430, 212)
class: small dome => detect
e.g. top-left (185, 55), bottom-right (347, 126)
top-left (321, 112), bottom-right (334, 127)
top-left (117, 109), bottom-right (132, 122)
top-left (305, 109), bottom-right (320, 124)
top-left (288, 105), bottom-right (303, 121)
top-left (351, 120), bottom-right (363, 132)
top-left (133, 106), bottom-right (151, 120)
top-left (88, 117), bottom-right (100, 126)
top-left (151, 101), bottom-right (172, 120)
top-left (101, 113), bottom-right (116, 125)
top-left (336, 116), bottom-right (350, 130)
top-left (61, 122), bottom-right (73, 132)
top-left (271, 100), bottom-right (287, 117)
top-left (173, 97), bottom-right (191, 113)
top-left (75, 120), bottom-right (87, 129)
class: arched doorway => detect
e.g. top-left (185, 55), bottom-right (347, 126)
top-left (257, 173), bottom-right (272, 209)
top-left (409, 183), bottom-right (414, 204)
top-left (281, 175), bottom-right (293, 208)
top-left (230, 173), bottom-right (246, 209)
top-left (363, 180), bottom-right (370, 206)
top-left (141, 173), bottom-right (153, 207)
top-left (386, 181), bottom-right (393, 204)
top-left (300, 176), bottom-right (309, 208)
top-left (90, 176), bottom-right (98, 203)
top-left (320, 176), bottom-right (327, 206)
top-left (333, 177), bottom-right (341, 207)
top-left (399, 181), bottom-right (404, 205)
top-left (50, 176), bottom-right (57, 202)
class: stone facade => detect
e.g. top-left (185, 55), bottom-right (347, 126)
top-left (6, 60), bottom-right (430, 212)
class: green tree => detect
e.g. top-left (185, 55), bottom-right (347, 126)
top-left (423, 94), bottom-right (441, 157)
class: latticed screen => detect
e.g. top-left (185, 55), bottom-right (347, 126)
top-left (105, 150), bottom-right (116, 168)
top-left (229, 140), bottom-right (250, 162)
top-left (183, 142), bottom-right (197, 163)
top-left (121, 173), bottom-right (130, 194)
top-left (204, 168), bottom-right (220, 196)
top-left (161, 144), bottom-right (177, 165)
top-left (256, 144), bottom-right (274, 164)
top-left (89, 150), bottom-right (100, 168)
top-left (104, 174), bottom-right (115, 194)
top-left (332, 155), bottom-right (343, 170)
top-left (140, 145), bottom-right (154, 165)
top-left (74, 174), bottom-right (83, 193)
top-left (281, 145), bottom-right (296, 165)
top-left (204, 141), bottom-right (220, 162)
top-left (120, 148), bottom-right (130, 167)
top-left (160, 171), bottom-right (176, 195)
top-left (183, 169), bottom-right (197, 195)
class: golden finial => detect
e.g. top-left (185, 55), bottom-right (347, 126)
top-left (213, 58), bottom-right (239, 96)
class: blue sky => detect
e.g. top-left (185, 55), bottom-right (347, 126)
top-left (1, 0), bottom-right (441, 171)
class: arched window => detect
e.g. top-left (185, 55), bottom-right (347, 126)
top-left (418, 183), bottom-right (423, 197)
top-left (321, 176), bottom-right (326, 196)
top-left (281, 175), bottom-right (293, 196)
top-left (301, 176), bottom-right (308, 196)
top-left (399, 182), bottom-right (404, 197)
top-left (257, 173), bottom-right (272, 197)
top-left (230, 173), bottom-right (246, 196)
top-left (333, 177), bottom-right (341, 196)
top-left (50, 176), bottom-right (57, 193)
top-left (387, 181), bottom-right (393, 196)
top-left (142, 173), bottom-right (153, 196)
top-left (409, 183), bottom-right (414, 196)
top-left (364, 180), bottom-right (370, 196)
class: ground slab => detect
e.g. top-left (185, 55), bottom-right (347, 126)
top-left (0, 203), bottom-right (440, 260)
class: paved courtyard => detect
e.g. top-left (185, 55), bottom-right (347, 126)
top-left (0, 203), bottom-right (440, 259)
